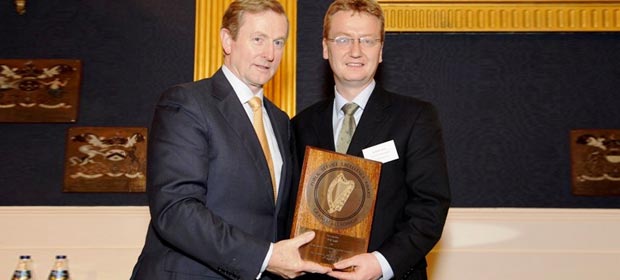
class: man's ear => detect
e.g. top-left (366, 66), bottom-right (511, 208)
top-left (322, 39), bottom-right (329, 60)
top-left (220, 28), bottom-right (232, 55)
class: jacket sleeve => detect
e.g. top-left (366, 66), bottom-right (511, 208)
top-left (378, 102), bottom-right (451, 278)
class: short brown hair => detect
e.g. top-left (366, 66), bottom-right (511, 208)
top-left (222, 0), bottom-right (288, 40)
top-left (323, 0), bottom-right (385, 41)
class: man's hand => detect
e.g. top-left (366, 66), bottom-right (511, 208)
top-left (327, 253), bottom-right (382, 280)
top-left (267, 231), bottom-right (332, 278)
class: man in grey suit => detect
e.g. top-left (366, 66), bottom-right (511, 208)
top-left (130, 1), bottom-right (330, 279)
top-left (292, 0), bottom-right (451, 279)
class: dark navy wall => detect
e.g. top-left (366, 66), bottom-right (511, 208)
top-left (0, 0), bottom-right (194, 205)
top-left (1, 1), bottom-right (619, 207)
top-left (297, 1), bottom-right (620, 208)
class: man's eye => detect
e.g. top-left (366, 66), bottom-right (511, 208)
top-left (252, 37), bottom-right (264, 44)
top-left (360, 38), bottom-right (378, 47)
top-left (336, 37), bottom-right (351, 44)
top-left (274, 39), bottom-right (285, 48)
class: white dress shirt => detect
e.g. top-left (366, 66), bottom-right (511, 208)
top-left (222, 65), bottom-right (283, 190)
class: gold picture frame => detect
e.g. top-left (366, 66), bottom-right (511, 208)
top-left (380, 0), bottom-right (620, 32)
top-left (194, 1), bottom-right (620, 117)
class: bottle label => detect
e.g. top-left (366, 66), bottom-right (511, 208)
top-left (12, 270), bottom-right (31, 280)
top-left (48, 270), bottom-right (69, 280)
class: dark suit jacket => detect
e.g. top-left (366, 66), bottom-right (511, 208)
top-left (131, 69), bottom-right (294, 280)
top-left (292, 85), bottom-right (451, 280)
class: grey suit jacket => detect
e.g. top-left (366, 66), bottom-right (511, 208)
top-left (292, 85), bottom-right (451, 280)
top-left (131, 69), bottom-right (294, 280)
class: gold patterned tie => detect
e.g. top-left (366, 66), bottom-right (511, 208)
top-left (336, 103), bottom-right (360, 153)
top-left (248, 97), bottom-right (277, 201)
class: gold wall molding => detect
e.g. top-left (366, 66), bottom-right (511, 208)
top-left (378, 0), bottom-right (620, 32)
top-left (196, 1), bottom-right (619, 115)
top-left (194, 0), bottom-right (297, 116)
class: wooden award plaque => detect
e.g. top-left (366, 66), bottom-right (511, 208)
top-left (291, 146), bottom-right (382, 267)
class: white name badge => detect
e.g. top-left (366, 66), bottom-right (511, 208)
top-left (362, 140), bottom-right (399, 163)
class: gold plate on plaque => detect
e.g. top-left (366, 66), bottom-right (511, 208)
top-left (291, 146), bottom-right (381, 267)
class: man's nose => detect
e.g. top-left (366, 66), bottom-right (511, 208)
top-left (263, 43), bottom-right (275, 61)
top-left (349, 39), bottom-right (362, 57)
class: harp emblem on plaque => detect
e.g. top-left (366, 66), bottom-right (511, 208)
top-left (327, 172), bottom-right (355, 214)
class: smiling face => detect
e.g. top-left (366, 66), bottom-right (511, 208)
top-left (323, 11), bottom-right (383, 99)
top-left (221, 10), bottom-right (288, 93)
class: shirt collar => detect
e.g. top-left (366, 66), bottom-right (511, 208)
top-left (334, 80), bottom-right (375, 113)
top-left (222, 65), bottom-right (265, 104)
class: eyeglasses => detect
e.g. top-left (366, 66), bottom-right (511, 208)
top-left (326, 36), bottom-right (382, 48)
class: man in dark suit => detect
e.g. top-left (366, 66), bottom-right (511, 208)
top-left (292, 0), bottom-right (451, 279)
top-left (131, 1), bottom-right (330, 279)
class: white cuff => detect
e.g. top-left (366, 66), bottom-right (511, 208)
top-left (372, 251), bottom-right (394, 279)
top-left (257, 243), bottom-right (274, 279)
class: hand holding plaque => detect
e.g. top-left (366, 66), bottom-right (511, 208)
top-left (290, 146), bottom-right (382, 267)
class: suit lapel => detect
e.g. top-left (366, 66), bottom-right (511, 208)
top-left (210, 70), bottom-right (276, 205)
top-left (348, 87), bottom-right (391, 156)
top-left (315, 100), bottom-right (336, 151)
top-left (264, 99), bottom-right (286, 205)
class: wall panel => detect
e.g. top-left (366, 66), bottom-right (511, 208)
top-left (1, 207), bottom-right (618, 279)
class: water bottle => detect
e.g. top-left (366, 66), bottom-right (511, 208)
top-left (47, 255), bottom-right (70, 280)
top-left (11, 255), bottom-right (33, 280)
